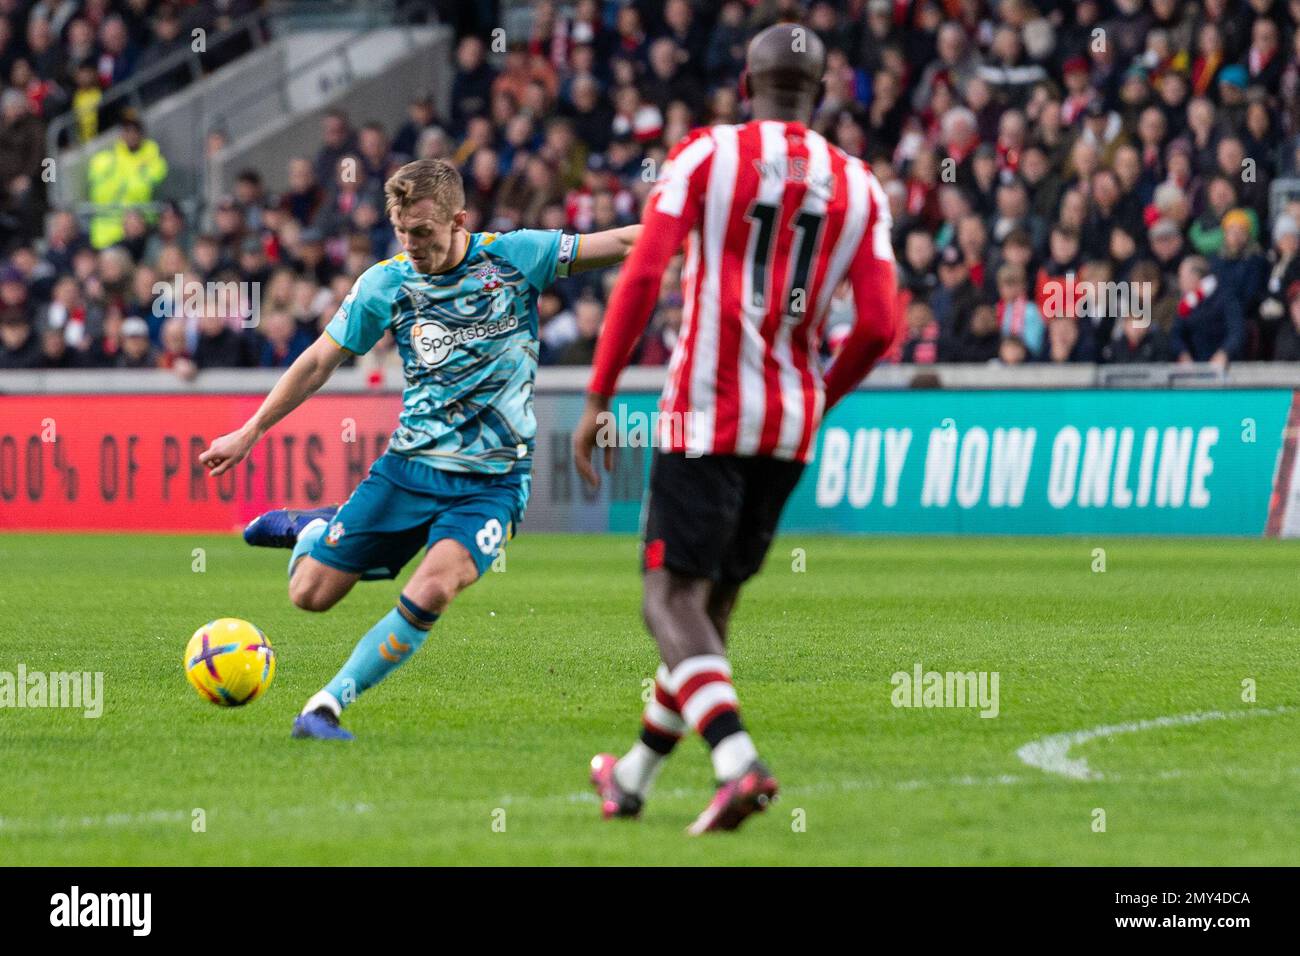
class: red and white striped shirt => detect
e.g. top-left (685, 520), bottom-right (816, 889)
top-left (589, 119), bottom-right (899, 463)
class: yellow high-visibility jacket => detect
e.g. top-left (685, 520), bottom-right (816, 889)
top-left (87, 138), bottom-right (169, 248)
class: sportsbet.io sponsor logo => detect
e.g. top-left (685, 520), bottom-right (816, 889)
top-left (410, 315), bottom-right (519, 367)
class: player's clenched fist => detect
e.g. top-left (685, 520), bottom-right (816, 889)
top-left (199, 428), bottom-right (256, 476)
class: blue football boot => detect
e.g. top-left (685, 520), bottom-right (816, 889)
top-left (243, 506), bottom-right (338, 548)
top-left (291, 706), bottom-right (354, 741)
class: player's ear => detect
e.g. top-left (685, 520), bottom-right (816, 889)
top-left (452, 209), bottom-right (469, 231)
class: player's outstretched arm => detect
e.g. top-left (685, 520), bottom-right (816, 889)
top-left (199, 334), bottom-right (351, 476)
top-left (567, 224), bottom-right (643, 273)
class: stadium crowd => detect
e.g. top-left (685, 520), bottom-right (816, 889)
top-left (4, 0), bottom-right (1300, 375)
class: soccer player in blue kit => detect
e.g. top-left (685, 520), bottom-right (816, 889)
top-left (199, 159), bottom-right (640, 740)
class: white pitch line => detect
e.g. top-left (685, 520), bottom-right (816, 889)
top-left (1016, 705), bottom-right (1292, 781)
top-left (9, 713), bottom-right (1295, 836)
top-left (496, 771), bottom-right (1027, 809)
top-left (0, 801), bottom-right (374, 836)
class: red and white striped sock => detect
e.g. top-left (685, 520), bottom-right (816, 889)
top-left (614, 664), bottom-right (687, 795)
top-left (671, 654), bottom-right (758, 782)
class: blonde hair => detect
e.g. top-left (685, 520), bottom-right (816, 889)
top-left (384, 158), bottom-right (464, 221)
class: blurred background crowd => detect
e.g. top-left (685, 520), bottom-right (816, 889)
top-left (4, 0), bottom-right (1300, 375)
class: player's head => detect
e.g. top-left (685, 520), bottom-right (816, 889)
top-left (384, 159), bottom-right (468, 273)
top-left (742, 22), bottom-right (825, 122)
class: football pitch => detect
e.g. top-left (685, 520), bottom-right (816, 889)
top-left (1, 532), bottom-right (1297, 866)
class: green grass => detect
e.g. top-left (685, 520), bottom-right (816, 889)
top-left (1, 533), bottom-right (1297, 865)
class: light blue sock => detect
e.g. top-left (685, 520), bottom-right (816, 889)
top-left (323, 596), bottom-right (438, 709)
top-left (289, 518), bottom-right (328, 579)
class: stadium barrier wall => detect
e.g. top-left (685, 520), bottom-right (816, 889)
top-left (3, 368), bottom-right (1300, 536)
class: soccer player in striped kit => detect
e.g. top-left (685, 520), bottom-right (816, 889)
top-left (573, 23), bottom-right (901, 833)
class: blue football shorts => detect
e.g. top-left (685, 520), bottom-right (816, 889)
top-left (310, 452), bottom-right (530, 579)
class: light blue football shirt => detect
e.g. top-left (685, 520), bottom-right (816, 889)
top-left (325, 229), bottom-right (578, 475)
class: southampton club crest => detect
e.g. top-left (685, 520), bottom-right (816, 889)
top-left (472, 262), bottom-right (503, 292)
top-left (325, 520), bottom-right (345, 546)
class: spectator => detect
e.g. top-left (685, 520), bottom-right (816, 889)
top-left (1188, 176), bottom-right (1246, 255)
top-left (316, 154), bottom-right (384, 239)
top-left (1078, 260), bottom-right (1121, 345)
top-left (450, 35), bottom-right (495, 137)
top-left (1215, 136), bottom-right (1269, 223)
top-left (977, 24), bottom-right (1047, 107)
top-left (1260, 215), bottom-right (1300, 355)
top-left (991, 177), bottom-right (1046, 252)
top-left (135, 6), bottom-right (189, 101)
top-left (1037, 225), bottom-right (1083, 319)
top-left (1082, 169), bottom-right (1141, 259)
top-left (554, 294), bottom-right (602, 365)
top-left (998, 334), bottom-right (1030, 366)
top-left (86, 304), bottom-right (128, 366)
top-left (899, 300), bottom-right (942, 364)
top-left (1272, 283), bottom-right (1300, 360)
top-left (912, 23), bottom-right (980, 112)
top-left (1213, 208), bottom-right (1269, 321)
top-left (40, 323), bottom-right (80, 368)
top-left (356, 122), bottom-right (393, 189)
top-left (70, 62), bottom-right (103, 144)
top-left (96, 16), bottom-right (137, 90)
top-left (255, 309), bottom-right (310, 368)
top-left (193, 307), bottom-right (254, 369)
top-left (1046, 315), bottom-right (1097, 364)
top-left (0, 88), bottom-right (45, 241)
top-left (1104, 312), bottom-right (1173, 362)
top-left (87, 114), bottom-right (168, 249)
top-left (1172, 255), bottom-right (1244, 365)
top-left (931, 244), bottom-right (979, 337)
top-left (638, 299), bottom-right (680, 366)
top-left (538, 289), bottom-right (576, 362)
top-left (158, 314), bottom-right (196, 379)
top-left (116, 315), bottom-right (158, 368)
top-left (705, 1), bottom-right (749, 87)
top-left (313, 110), bottom-right (357, 187)
top-left (0, 314), bottom-right (41, 368)
top-left (279, 157), bottom-right (324, 228)
top-left (392, 96), bottom-right (436, 159)
top-left (232, 170), bottom-right (267, 232)
top-left (642, 38), bottom-right (703, 117)
top-left (899, 229), bottom-right (939, 300)
top-left (943, 299), bottom-right (1002, 363)
top-left (291, 228), bottom-right (335, 286)
top-left (995, 263), bottom-right (1046, 357)
top-left (1148, 217), bottom-right (1188, 289)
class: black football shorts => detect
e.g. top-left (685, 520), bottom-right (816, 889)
top-left (641, 451), bottom-right (806, 584)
